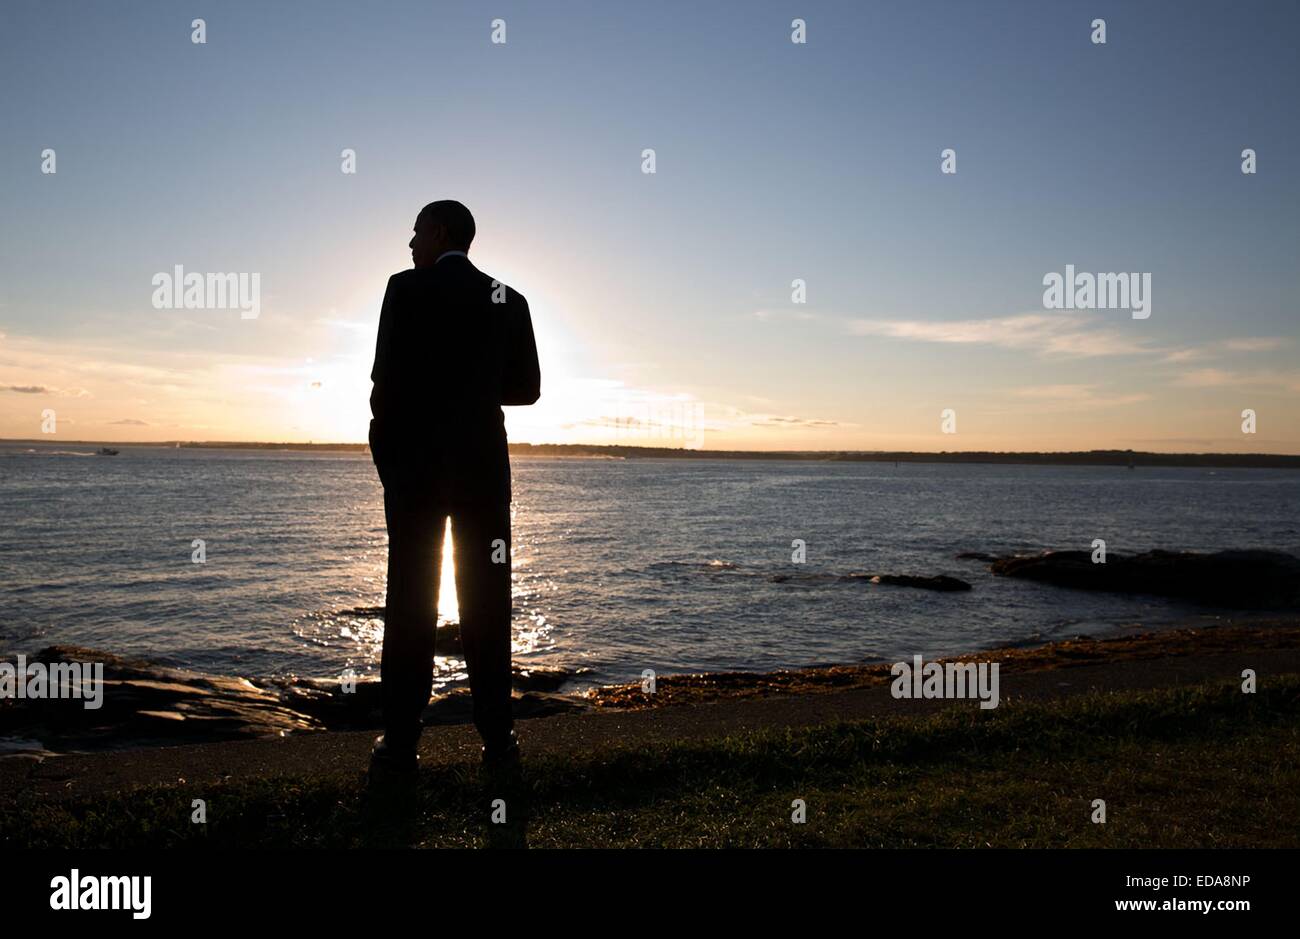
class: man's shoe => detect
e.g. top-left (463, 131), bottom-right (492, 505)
top-left (369, 735), bottom-right (419, 779)
top-left (481, 730), bottom-right (521, 772)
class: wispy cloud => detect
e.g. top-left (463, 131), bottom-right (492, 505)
top-left (315, 317), bottom-right (373, 333)
top-left (845, 313), bottom-right (1292, 374)
top-left (1173, 368), bottom-right (1300, 393)
top-left (1174, 368), bottom-right (1237, 388)
top-left (1011, 384), bottom-right (1150, 410)
top-left (0, 330), bottom-right (371, 440)
top-left (845, 312), bottom-right (1159, 359)
top-left (751, 309), bottom-right (820, 323)
top-left (1168, 337), bottom-right (1293, 363)
top-left (749, 414), bottom-right (841, 427)
top-left (1223, 337), bottom-right (1290, 353)
top-left (2, 382), bottom-right (91, 397)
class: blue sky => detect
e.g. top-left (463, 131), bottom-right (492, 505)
top-left (1, 0), bottom-right (1297, 450)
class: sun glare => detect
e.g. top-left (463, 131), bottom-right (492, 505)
top-left (438, 517), bottom-right (459, 623)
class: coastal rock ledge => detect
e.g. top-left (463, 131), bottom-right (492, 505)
top-left (0, 646), bottom-right (590, 755)
top-left (988, 549), bottom-right (1300, 609)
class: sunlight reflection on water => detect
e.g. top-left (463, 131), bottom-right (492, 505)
top-left (438, 517), bottom-right (458, 624)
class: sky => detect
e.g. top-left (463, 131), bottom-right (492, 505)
top-left (1, 0), bottom-right (1297, 452)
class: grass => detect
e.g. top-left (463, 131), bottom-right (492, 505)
top-left (3, 675), bottom-right (1298, 848)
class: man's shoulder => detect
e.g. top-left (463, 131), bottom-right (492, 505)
top-left (457, 264), bottom-right (528, 308)
top-left (385, 266), bottom-right (447, 297)
top-left (385, 268), bottom-right (418, 291)
top-left (388, 263), bottom-right (527, 307)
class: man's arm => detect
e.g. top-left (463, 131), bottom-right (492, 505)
top-left (369, 275), bottom-right (400, 419)
top-left (501, 292), bottom-right (540, 406)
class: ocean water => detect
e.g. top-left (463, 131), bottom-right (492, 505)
top-left (2, 442), bottom-right (1299, 692)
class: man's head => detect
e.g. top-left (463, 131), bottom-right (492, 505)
top-left (410, 200), bottom-right (476, 268)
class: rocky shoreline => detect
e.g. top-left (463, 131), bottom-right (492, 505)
top-left (5, 547), bottom-right (1297, 756)
top-left (7, 618), bottom-right (1300, 757)
top-left (0, 645), bottom-right (592, 756)
top-left (977, 548), bottom-right (1300, 609)
top-left (588, 619), bottom-right (1300, 708)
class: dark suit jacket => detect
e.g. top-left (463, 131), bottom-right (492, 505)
top-left (368, 255), bottom-right (540, 503)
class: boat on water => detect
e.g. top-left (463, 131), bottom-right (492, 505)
top-left (97, 447), bottom-right (119, 456)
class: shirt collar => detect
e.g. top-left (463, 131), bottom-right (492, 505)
top-left (435, 250), bottom-right (468, 264)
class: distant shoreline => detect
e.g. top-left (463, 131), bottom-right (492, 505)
top-left (6, 438), bottom-right (1300, 469)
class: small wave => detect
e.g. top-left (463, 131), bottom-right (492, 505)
top-left (647, 559), bottom-right (740, 573)
top-left (770, 571), bottom-right (972, 591)
top-left (332, 605), bottom-right (386, 617)
top-left (19, 449), bottom-right (96, 457)
top-left (0, 736), bottom-right (49, 754)
top-left (767, 571), bottom-right (840, 585)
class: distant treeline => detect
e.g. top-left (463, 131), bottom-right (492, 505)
top-left (177, 441), bottom-right (370, 452)
top-left (7, 439), bottom-right (1300, 468)
top-left (508, 444), bottom-right (1300, 468)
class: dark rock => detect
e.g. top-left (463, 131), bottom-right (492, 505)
top-left (854, 573), bottom-right (972, 592)
top-left (770, 571), bottom-right (972, 591)
top-left (1, 646), bottom-right (321, 751)
top-left (511, 664), bottom-right (586, 692)
top-left (990, 549), bottom-right (1300, 609)
top-left (422, 689), bottom-right (589, 725)
top-left (336, 605), bottom-right (386, 617)
top-left (956, 551), bottom-right (999, 562)
top-left (276, 676), bottom-right (384, 728)
top-left (436, 621), bottom-right (462, 655)
top-left (769, 572), bottom-right (839, 585)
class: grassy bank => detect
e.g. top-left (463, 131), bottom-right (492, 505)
top-left (4, 674), bottom-right (1298, 848)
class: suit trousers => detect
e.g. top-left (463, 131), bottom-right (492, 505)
top-left (380, 488), bottom-right (514, 749)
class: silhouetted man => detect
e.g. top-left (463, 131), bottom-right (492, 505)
top-left (368, 200), bottom-right (540, 776)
